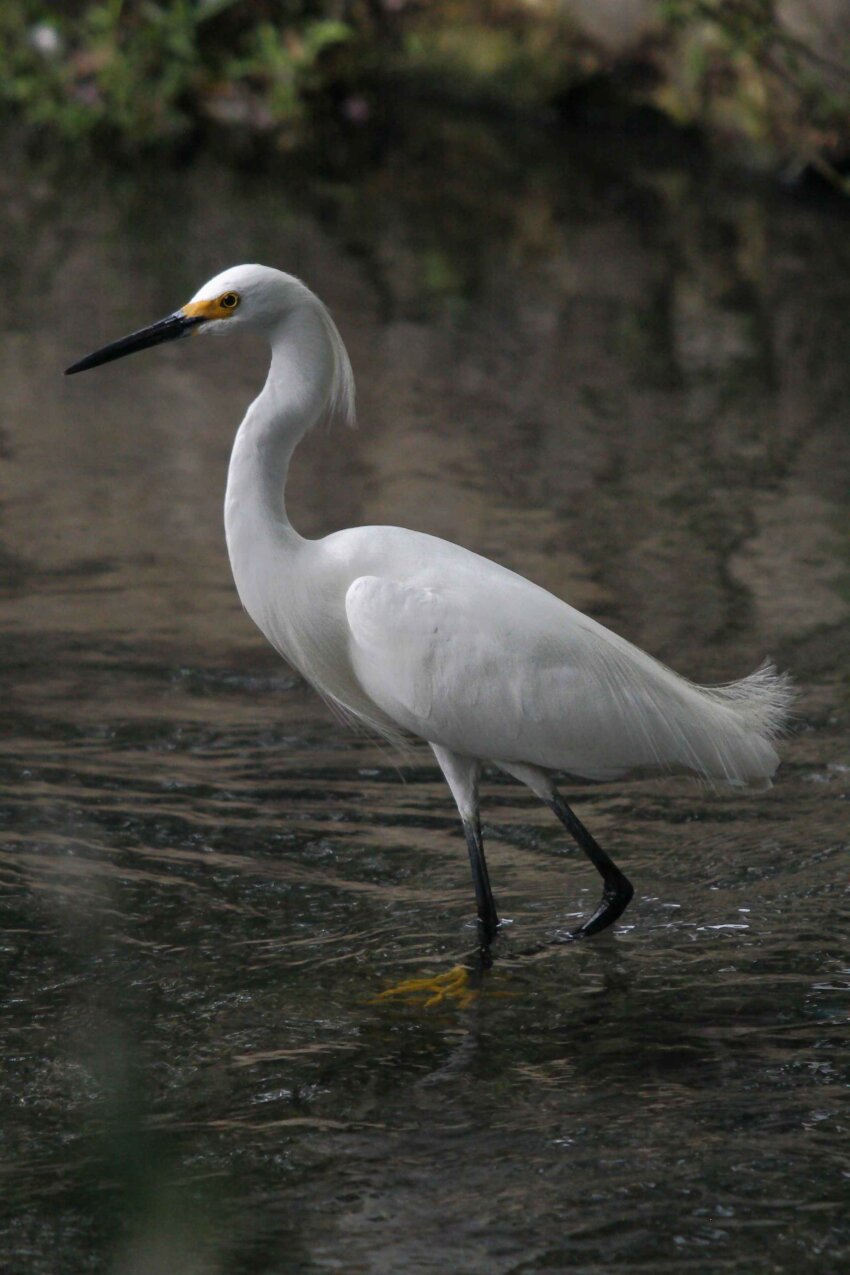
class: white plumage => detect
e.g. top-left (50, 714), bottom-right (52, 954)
top-left (67, 264), bottom-right (793, 941)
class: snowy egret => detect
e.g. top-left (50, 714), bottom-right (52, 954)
top-left (66, 265), bottom-right (792, 943)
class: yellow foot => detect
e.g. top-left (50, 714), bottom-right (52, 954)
top-left (375, 964), bottom-right (478, 1009)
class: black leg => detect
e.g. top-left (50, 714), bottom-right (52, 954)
top-left (548, 794), bottom-right (634, 938)
top-left (462, 815), bottom-right (499, 944)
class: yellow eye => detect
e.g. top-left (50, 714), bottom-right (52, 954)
top-left (219, 292), bottom-right (240, 311)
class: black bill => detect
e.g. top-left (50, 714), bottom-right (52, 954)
top-left (65, 310), bottom-right (204, 375)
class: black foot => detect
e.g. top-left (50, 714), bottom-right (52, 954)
top-left (569, 872), bottom-right (634, 939)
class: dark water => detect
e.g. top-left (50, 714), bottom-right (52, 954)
top-left (2, 117), bottom-right (849, 1272)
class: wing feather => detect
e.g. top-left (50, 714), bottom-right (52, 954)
top-left (344, 569), bottom-right (792, 784)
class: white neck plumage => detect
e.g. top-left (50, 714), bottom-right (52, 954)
top-left (223, 287), bottom-right (355, 638)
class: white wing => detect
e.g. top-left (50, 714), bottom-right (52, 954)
top-left (344, 569), bottom-right (790, 784)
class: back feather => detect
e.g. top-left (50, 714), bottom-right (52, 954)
top-left (578, 621), bottom-right (794, 785)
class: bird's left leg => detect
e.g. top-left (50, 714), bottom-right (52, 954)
top-left (431, 744), bottom-right (499, 944)
top-left (499, 762), bottom-right (633, 939)
top-left (373, 748), bottom-right (496, 1005)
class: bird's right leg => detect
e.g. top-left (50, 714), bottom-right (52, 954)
top-left (548, 793), bottom-right (634, 937)
top-left (431, 744), bottom-right (499, 944)
top-left (499, 762), bottom-right (633, 939)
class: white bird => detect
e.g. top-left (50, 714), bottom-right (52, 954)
top-left (66, 264), bottom-right (792, 942)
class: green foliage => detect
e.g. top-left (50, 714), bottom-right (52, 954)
top-left (4, 2), bottom-right (182, 140)
top-left (0, 0), bottom-right (352, 145)
top-left (400, 13), bottom-right (584, 109)
top-left (1, 0), bottom-right (849, 178)
top-left (654, 0), bottom-right (850, 182)
top-left (224, 18), bottom-right (351, 126)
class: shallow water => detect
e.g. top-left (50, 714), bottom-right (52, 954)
top-left (2, 117), bottom-right (849, 1272)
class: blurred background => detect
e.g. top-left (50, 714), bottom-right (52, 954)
top-left (4, 2), bottom-right (850, 178)
top-left (5, 1), bottom-right (850, 180)
top-left (2, 3), bottom-right (849, 1274)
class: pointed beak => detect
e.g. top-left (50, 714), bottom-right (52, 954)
top-left (64, 309), bottom-right (204, 375)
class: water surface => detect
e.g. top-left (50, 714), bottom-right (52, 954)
top-left (2, 118), bottom-right (849, 1272)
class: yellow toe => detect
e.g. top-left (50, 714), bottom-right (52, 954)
top-left (375, 964), bottom-right (478, 1009)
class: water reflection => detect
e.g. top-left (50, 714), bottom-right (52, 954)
top-left (1, 113), bottom-right (849, 1272)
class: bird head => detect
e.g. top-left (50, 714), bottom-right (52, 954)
top-left (65, 264), bottom-right (297, 375)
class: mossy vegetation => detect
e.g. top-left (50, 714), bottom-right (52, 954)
top-left (1, 0), bottom-right (357, 147)
top-left (656, 0), bottom-right (850, 184)
top-left (3, 0), bottom-right (850, 181)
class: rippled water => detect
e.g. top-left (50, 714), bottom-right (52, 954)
top-left (2, 117), bottom-right (849, 1272)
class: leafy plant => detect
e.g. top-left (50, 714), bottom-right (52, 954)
top-left (656, 0), bottom-right (850, 182)
top-left (0, 0), bottom-right (350, 145)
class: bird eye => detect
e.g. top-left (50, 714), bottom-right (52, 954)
top-left (219, 292), bottom-right (240, 310)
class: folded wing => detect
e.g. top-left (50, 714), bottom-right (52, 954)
top-left (345, 572), bottom-right (791, 784)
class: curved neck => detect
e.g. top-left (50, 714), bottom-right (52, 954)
top-left (225, 305), bottom-right (335, 543)
top-left (223, 302), bottom-right (341, 642)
